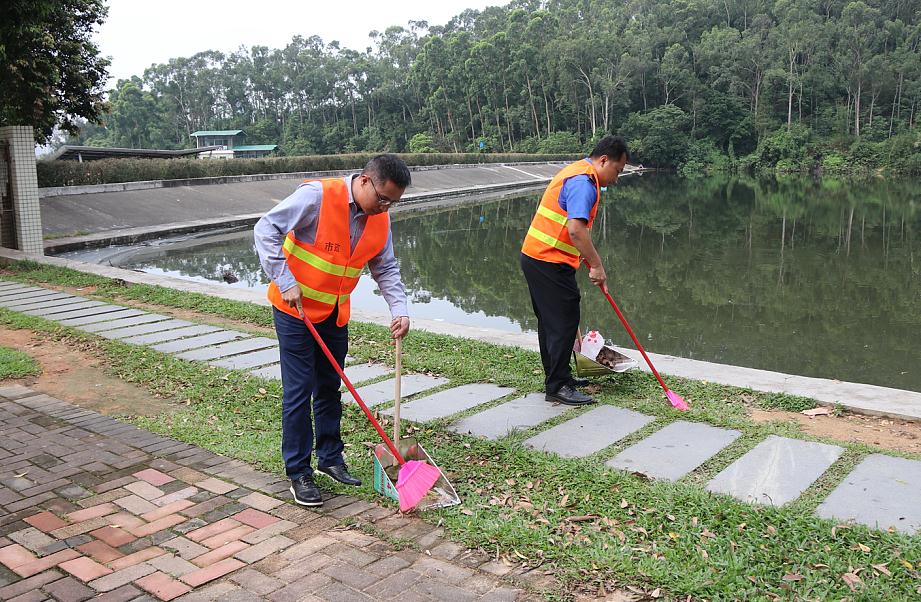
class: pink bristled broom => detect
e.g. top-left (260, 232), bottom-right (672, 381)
top-left (301, 315), bottom-right (440, 511)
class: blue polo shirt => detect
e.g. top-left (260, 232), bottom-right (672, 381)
top-left (557, 161), bottom-right (598, 222)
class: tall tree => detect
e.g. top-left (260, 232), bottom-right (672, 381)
top-left (0, 0), bottom-right (110, 141)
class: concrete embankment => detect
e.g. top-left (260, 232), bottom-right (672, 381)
top-left (40, 162), bottom-right (577, 253)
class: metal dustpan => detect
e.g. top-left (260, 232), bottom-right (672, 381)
top-left (573, 329), bottom-right (639, 377)
top-left (372, 437), bottom-right (460, 511)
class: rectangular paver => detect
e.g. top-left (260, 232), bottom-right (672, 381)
top-left (174, 337), bottom-right (278, 361)
top-left (79, 314), bottom-right (171, 333)
top-left (380, 383), bottom-right (514, 422)
top-left (249, 364), bottom-right (281, 380)
top-left (122, 324), bottom-right (223, 346)
top-left (343, 363), bottom-right (391, 384)
top-left (58, 309), bottom-right (146, 327)
top-left (1, 294), bottom-right (78, 310)
top-left (6, 296), bottom-right (89, 312)
top-left (0, 290), bottom-right (68, 304)
top-left (25, 300), bottom-right (107, 316)
top-left (31, 304), bottom-right (129, 322)
top-left (151, 331), bottom-right (247, 354)
top-left (95, 319), bottom-right (196, 340)
top-left (209, 347), bottom-right (279, 370)
top-left (607, 421), bottom-right (741, 481)
top-left (343, 375), bottom-right (450, 407)
top-left (816, 454), bottom-right (921, 534)
top-left (523, 405), bottom-right (654, 458)
top-left (706, 435), bottom-right (844, 506)
top-left (449, 393), bottom-right (572, 440)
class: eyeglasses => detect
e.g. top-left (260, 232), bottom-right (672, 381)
top-left (367, 177), bottom-right (397, 208)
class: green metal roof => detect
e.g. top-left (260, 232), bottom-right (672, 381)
top-left (232, 145), bottom-right (278, 152)
top-left (190, 130), bottom-right (245, 137)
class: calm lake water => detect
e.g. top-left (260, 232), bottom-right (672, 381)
top-left (112, 174), bottom-right (921, 392)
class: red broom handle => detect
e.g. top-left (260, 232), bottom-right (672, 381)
top-left (581, 259), bottom-right (671, 392)
top-left (300, 315), bottom-right (407, 465)
top-left (597, 286), bottom-right (670, 392)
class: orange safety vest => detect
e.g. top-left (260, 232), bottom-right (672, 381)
top-left (267, 178), bottom-right (389, 326)
top-left (521, 159), bottom-right (600, 268)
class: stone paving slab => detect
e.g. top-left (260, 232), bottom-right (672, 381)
top-left (250, 364), bottom-right (281, 381)
top-left (706, 435), bottom-right (844, 506)
top-left (449, 393), bottom-right (573, 440)
top-left (0, 280), bottom-right (28, 290)
top-left (3, 295), bottom-right (88, 312)
top-left (343, 363), bottom-right (391, 384)
top-left (0, 291), bottom-right (75, 307)
top-left (524, 405), bottom-right (655, 458)
top-left (174, 337), bottom-right (278, 362)
top-left (25, 300), bottom-right (108, 316)
top-left (96, 319), bottom-right (198, 340)
top-left (343, 375), bottom-right (451, 407)
top-left (380, 383), bottom-right (514, 422)
top-left (606, 421), bottom-right (742, 481)
top-left (58, 308), bottom-right (147, 327)
top-left (79, 314), bottom-right (172, 334)
top-left (0, 287), bottom-right (61, 301)
top-left (29, 303), bottom-right (128, 322)
top-left (210, 348), bottom-right (280, 370)
top-left (123, 324), bottom-right (224, 346)
top-left (151, 331), bottom-right (247, 354)
top-left (815, 454), bottom-right (921, 534)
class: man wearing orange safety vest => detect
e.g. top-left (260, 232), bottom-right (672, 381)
top-left (521, 135), bottom-right (629, 406)
top-left (254, 154), bottom-right (411, 507)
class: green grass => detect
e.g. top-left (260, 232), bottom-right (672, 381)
top-left (0, 346), bottom-right (41, 380)
top-left (2, 261), bottom-right (921, 600)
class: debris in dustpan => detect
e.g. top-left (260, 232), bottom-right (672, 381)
top-left (575, 330), bottom-right (639, 374)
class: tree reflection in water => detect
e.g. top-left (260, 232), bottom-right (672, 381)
top-left (123, 174), bottom-right (921, 391)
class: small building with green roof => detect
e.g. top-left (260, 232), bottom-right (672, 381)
top-left (190, 130), bottom-right (278, 159)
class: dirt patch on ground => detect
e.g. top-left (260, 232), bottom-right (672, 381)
top-left (0, 326), bottom-right (174, 417)
top-left (750, 408), bottom-right (921, 455)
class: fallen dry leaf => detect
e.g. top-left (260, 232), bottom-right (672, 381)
top-left (871, 563), bottom-right (892, 577)
top-left (782, 572), bottom-right (804, 581)
top-left (841, 572), bottom-right (863, 591)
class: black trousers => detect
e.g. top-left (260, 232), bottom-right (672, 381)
top-left (520, 252), bottom-right (580, 394)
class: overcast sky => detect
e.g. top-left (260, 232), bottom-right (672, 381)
top-left (95, 0), bottom-right (498, 85)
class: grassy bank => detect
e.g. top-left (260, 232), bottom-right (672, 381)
top-left (0, 346), bottom-right (41, 380)
top-left (1, 261), bottom-right (920, 601)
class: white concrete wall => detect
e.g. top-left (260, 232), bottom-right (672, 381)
top-left (0, 126), bottom-right (43, 255)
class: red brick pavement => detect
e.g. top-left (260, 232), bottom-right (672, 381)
top-left (0, 385), bottom-right (546, 601)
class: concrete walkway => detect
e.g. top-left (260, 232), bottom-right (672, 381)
top-left (0, 384), bottom-right (538, 601)
top-left (39, 163), bottom-right (570, 246)
top-left (1, 279), bottom-right (920, 536)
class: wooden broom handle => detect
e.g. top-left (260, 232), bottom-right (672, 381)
top-left (394, 337), bottom-right (402, 446)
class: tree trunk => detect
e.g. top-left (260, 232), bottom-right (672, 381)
top-left (526, 72), bottom-right (541, 138)
top-left (854, 81), bottom-right (862, 138)
top-left (787, 48), bottom-right (795, 130)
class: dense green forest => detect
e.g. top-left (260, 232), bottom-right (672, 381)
top-left (72, 0), bottom-right (921, 172)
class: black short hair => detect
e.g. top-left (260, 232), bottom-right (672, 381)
top-left (590, 135), bottom-right (629, 161)
top-left (363, 154), bottom-right (412, 189)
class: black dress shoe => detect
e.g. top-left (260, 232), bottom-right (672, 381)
top-left (546, 384), bottom-right (595, 406)
top-left (317, 463), bottom-right (362, 486)
top-left (570, 376), bottom-right (591, 387)
top-left (289, 475), bottom-right (322, 506)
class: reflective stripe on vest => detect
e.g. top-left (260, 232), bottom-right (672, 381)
top-left (283, 237), bottom-right (363, 278)
top-left (521, 159), bottom-right (600, 268)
